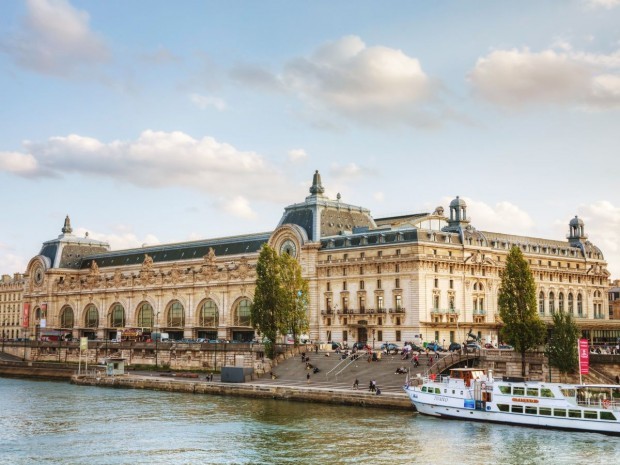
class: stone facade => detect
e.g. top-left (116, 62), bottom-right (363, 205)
top-left (0, 273), bottom-right (24, 340)
top-left (18, 171), bottom-right (620, 351)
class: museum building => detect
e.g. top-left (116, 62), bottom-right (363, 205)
top-left (21, 171), bottom-right (618, 347)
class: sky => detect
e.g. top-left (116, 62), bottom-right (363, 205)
top-left (0, 0), bottom-right (619, 278)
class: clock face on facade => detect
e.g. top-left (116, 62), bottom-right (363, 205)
top-left (33, 264), bottom-right (44, 286)
top-left (280, 239), bottom-right (297, 258)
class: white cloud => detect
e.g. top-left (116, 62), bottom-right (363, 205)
top-left (585, 0), bottom-right (620, 9)
top-left (0, 130), bottom-right (295, 206)
top-left (330, 162), bottom-right (367, 179)
top-left (0, 244), bottom-right (27, 275)
top-left (439, 197), bottom-right (536, 236)
top-left (189, 93), bottom-right (227, 111)
top-left (215, 195), bottom-right (258, 220)
top-left (0, 0), bottom-right (109, 77)
top-left (373, 192), bottom-right (385, 202)
top-left (469, 47), bottom-right (620, 109)
top-left (287, 149), bottom-right (307, 162)
top-left (74, 227), bottom-right (160, 252)
top-left (234, 35), bottom-right (442, 127)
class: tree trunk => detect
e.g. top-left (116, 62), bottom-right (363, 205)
top-left (521, 350), bottom-right (526, 378)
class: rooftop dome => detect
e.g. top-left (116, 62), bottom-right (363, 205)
top-left (569, 215), bottom-right (584, 227)
top-left (450, 196), bottom-right (466, 208)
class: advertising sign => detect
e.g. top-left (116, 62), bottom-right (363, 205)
top-left (578, 338), bottom-right (589, 374)
top-left (22, 303), bottom-right (30, 328)
top-left (80, 337), bottom-right (88, 351)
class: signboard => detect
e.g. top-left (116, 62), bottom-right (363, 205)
top-left (40, 319), bottom-right (46, 328)
top-left (23, 303), bottom-right (30, 328)
top-left (80, 337), bottom-right (88, 351)
top-left (578, 338), bottom-right (589, 374)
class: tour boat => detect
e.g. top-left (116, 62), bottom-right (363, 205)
top-left (404, 368), bottom-right (620, 435)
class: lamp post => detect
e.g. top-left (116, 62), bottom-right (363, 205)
top-left (372, 329), bottom-right (375, 350)
top-left (155, 311), bottom-right (160, 369)
top-left (2, 319), bottom-right (6, 353)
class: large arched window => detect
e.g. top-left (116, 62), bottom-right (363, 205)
top-left (109, 303), bottom-right (125, 328)
top-left (60, 306), bottom-right (74, 328)
top-left (84, 304), bottom-right (99, 328)
top-left (538, 292), bottom-right (545, 314)
top-left (577, 293), bottom-right (583, 316)
top-left (558, 292), bottom-right (564, 313)
top-left (199, 300), bottom-right (218, 327)
top-left (167, 301), bottom-right (185, 327)
top-left (549, 292), bottom-right (555, 314)
top-left (137, 302), bottom-right (154, 328)
top-left (568, 293), bottom-right (574, 314)
top-left (235, 298), bottom-right (252, 326)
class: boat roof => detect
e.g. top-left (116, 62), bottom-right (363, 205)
top-left (450, 368), bottom-right (484, 372)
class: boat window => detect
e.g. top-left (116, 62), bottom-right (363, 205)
top-left (539, 407), bottom-right (551, 416)
top-left (583, 410), bottom-right (597, 420)
top-left (513, 387), bottom-right (525, 396)
top-left (498, 386), bottom-right (511, 395)
top-left (421, 387), bottom-right (427, 392)
top-left (541, 388), bottom-right (554, 398)
top-left (497, 404), bottom-right (509, 412)
top-left (444, 389), bottom-right (447, 393)
top-left (452, 390), bottom-right (455, 394)
top-left (526, 388), bottom-right (539, 397)
top-left (511, 405), bottom-right (524, 413)
top-left (553, 409), bottom-right (566, 417)
top-left (568, 409), bottom-right (582, 418)
top-left (435, 388), bottom-right (441, 394)
top-left (561, 389), bottom-right (576, 398)
top-left (600, 411), bottom-right (616, 421)
top-left (525, 406), bottom-right (537, 415)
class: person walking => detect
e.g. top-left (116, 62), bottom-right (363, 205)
top-left (353, 378), bottom-right (359, 390)
top-left (307, 373), bottom-right (310, 384)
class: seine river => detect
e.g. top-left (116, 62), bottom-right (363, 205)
top-left (0, 378), bottom-right (618, 465)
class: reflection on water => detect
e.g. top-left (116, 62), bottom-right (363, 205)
top-left (0, 378), bottom-right (618, 464)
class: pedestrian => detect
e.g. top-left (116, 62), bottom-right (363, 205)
top-left (307, 373), bottom-right (310, 384)
top-left (616, 374), bottom-right (619, 384)
top-left (371, 379), bottom-right (376, 392)
top-left (315, 344), bottom-right (319, 354)
top-left (353, 378), bottom-right (359, 390)
top-left (413, 354), bottom-right (419, 367)
top-left (369, 380), bottom-right (373, 392)
top-left (427, 356), bottom-right (432, 366)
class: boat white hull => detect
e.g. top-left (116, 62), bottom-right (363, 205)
top-left (406, 389), bottom-right (620, 436)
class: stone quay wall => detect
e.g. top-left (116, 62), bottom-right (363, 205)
top-left (71, 374), bottom-right (411, 410)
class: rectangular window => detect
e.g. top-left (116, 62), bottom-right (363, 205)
top-left (513, 387), bottom-right (525, 396)
top-left (449, 266), bottom-right (454, 274)
top-left (511, 405), bottom-right (524, 414)
top-left (395, 330), bottom-right (401, 342)
top-left (377, 330), bottom-right (383, 342)
top-left (327, 255), bottom-right (332, 262)
top-left (525, 406), bottom-right (537, 415)
top-left (343, 281), bottom-right (347, 291)
top-left (377, 279), bottom-right (382, 289)
top-left (540, 388), bottom-right (554, 398)
top-left (378, 251), bottom-right (383, 257)
top-left (327, 282), bottom-right (331, 291)
top-left (449, 279), bottom-right (454, 289)
top-left (499, 386), bottom-right (511, 394)
top-left (360, 266), bottom-right (364, 275)
top-left (343, 268), bottom-right (347, 276)
top-left (568, 410), bottom-right (582, 418)
top-left (434, 278), bottom-right (439, 288)
top-left (395, 264), bottom-right (400, 273)
top-left (343, 254), bottom-right (348, 260)
top-left (539, 408), bottom-right (551, 416)
top-left (396, 317), bottom-right (401, 326)
top-left (396, 249), bottom-right (401, 256)
top-left (526, 388), bottom-right (539, 397)
top-left (327, 269), bottom-right (331, 277)
top-left (343, 330), bottom-right (348, 342)
top-left (360, 252), bottom-right (365, 259)
top-left (553, 409), bottom-right (566, 417)
top-left (395, 278), bottom-right (400, 288)
top-left (395, 295), bottom-right (402, 309)
top-left (434, 331), bottom-right (439, 341)
top-left (326, 298), bottom-right (332, 311)
top-left (497, 404), bottom-right (509, 412)
top-left (327, 319), bottom-right (331, 327)
top-left (377, 265), bottom-right (381, 274)
top-left (377, 295), bottom-right (384, 309)
top-left (342, 296), bottom-right (348, 311)
top-left (584, 410), bottom-right (597, 420)
top-left (450, 330), bottom-right (454, 343)
top-left (378, 317), bottom-right (382, 325)
top-left (327, 330), bottom-right (331, 340)
top-left (601, 411), bottom-right (617, 420)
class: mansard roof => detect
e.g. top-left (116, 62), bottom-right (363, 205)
top-left (79, 232), bottom-right (271, 269)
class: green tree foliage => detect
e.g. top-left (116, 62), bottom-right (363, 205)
top-left (251, 245), bottom-right (282, 359)
top-left (251, 244), bottom-right (309, 359)
top-left (498, 246), bottom-right (546, 377)
top-left (546, 311), bottom-right (579, 382)
top-left (279, 253), bottom-right (309, 344)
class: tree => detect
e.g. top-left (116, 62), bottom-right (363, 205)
top-left (251, 244), bottom-right (309, 359)
top-left (279, 253), bottom-right (309, 344)
top-left (498, 246), bottom-right (546, 377)
top-left (251, 245), bottom-right (283, 359)
top-left (546, 311), bottom-right (579, 382)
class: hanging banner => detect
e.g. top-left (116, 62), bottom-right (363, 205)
top-left (80, 337), bottom-right (88, 351)
top-left (578, 338), bottom-right (590, 374)
top-left (23, 303), bottom-right (30, 328)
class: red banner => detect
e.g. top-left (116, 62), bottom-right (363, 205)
top-left (578, 338), bottom-right (589, 374)
top-left (23, 303), bottom-right (30, 328)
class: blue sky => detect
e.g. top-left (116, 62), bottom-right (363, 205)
top-left (1, 0), bottom-right (619, 277)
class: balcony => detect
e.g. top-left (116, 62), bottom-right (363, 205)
top-left (472, 310), bottom-right (487, 316)
top-left (430, 308), bottom-right (460, 315)
top-left (594, 314), bottom-right (606, 320)
top-left (321, 309), bottom-right (333, 315)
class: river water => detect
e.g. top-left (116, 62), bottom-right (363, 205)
top-left (0, 378), bottom-right (618, 465)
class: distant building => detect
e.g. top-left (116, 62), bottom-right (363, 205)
top-left (608, 280), bottom-right (620, 320)
top-left (0, 273), bottom-right (25, 340)
top-left (20, 171), bottom-right (620, 348)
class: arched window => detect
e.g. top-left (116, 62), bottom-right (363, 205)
top-left (199, 300), bottom-right (218, 327)
top-left (109, 303), bottom-right (125, 328)
top-left (60, 306), bottom-right (74, 328)
top-left (235, 298), bottom-right (252, 326)
top-left (558, 292), bottom-right (564, 313)
top-left (433, 295), bottom-right (440, 309)
top-left (577, 293), bottom-right (583, 316)
top-left (478, 283), bottom-right (484, 291)
top-left (568, 293), bottom-right (574, 314)
top-left (137, 302), bottom-right (154, 328)
top-left (473, 283), bottom-right (478, 291)
top-left (549, 292), bottom-right (555, 314)
top-left (473, 297), bottom-right (478, 311)
top-left (84, 304), bottom-right (99, 328)
top-left (538, 292), bottom-right (545, 314)
top-left (167, 301), bottom-right (185, 327)
top-left (479, 298), bottom-right (484, 310)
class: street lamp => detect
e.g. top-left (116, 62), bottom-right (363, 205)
top-left (372, 329), bottom-right (375, 350)
top-left (155, 311), bottom-right (160, 369)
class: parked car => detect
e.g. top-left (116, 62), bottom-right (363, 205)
top-left (380, 343), bottom-right (399, 354)
top-left (448, 342), bottom-right (462, 352)
top-left (353, 342), bottom-right (370, 351)
top-left (331, 341), bottom-right (342, 350)
top-left (499, 344), bottom-right (514, 350)
top-left (466, 343), bottom-right (482, 352)
top-left (425, 342), bottom-right (444, 352)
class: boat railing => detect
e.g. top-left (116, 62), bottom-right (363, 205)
top-left (576, 399), bottom-right (620, 411)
